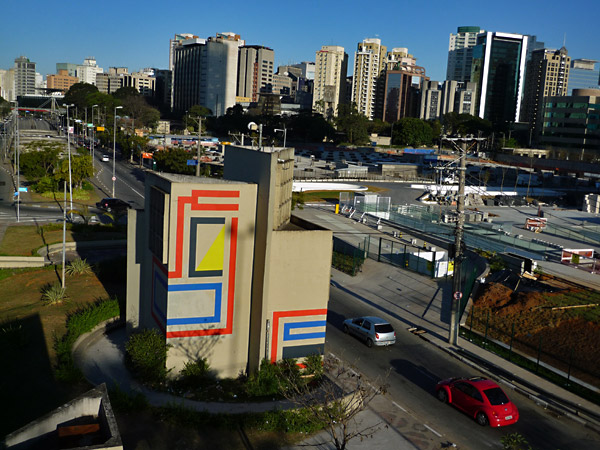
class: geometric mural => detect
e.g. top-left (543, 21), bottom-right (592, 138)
top-left (270, 309), bottom-right (328, 362)
top-left (151, 189), bottom-right (240, 339)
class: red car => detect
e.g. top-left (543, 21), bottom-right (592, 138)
top-left (436, 377), bottom-right (519, 427)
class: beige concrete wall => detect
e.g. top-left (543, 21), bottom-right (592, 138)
top-left (261, 229), bottom-right (332, 363)
top-left (159, 177), bottom-right (257, 377)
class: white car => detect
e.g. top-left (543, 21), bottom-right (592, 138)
top-left (343, 316), bottom-right (396, 347)
top-left (101, 154), bottom-right (110, 162)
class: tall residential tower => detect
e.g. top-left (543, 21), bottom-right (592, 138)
top-left (446, 26), bottom-right (483, 82)
top-left (312, 45), bottom-right (348, 119)
top-left (351, 38), bottom-right (387, 120)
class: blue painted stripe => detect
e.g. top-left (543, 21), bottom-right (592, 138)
top-left (166, 283), bottom-right (222, 325)
top-left (283, 321), bottom-right (327, 341)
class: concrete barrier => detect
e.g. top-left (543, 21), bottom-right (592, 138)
top-left (0, 256), bottom-right (46, 268)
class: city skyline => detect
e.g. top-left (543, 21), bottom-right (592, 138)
top-left (0, 0), bottom-right (597, 85)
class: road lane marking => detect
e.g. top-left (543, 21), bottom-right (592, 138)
top-left (423, 424), bottom-right (442, 437)
top-left (392, 401), bottom-right (407, 412)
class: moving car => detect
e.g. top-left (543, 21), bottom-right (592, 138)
top-left (95, 198), bottom-right (131, 213)
top-left (436, 377), bottom-right (519, 427)
top-left (343, 316), bottom-right (396, 347)
top-left (101, 154), bottom-right (110, 162)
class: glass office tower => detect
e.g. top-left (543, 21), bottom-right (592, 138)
top-left (471, 32), bottom-right (528, 126)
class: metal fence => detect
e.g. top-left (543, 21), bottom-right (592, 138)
top-left (463, 306), bottom-right (599, 389)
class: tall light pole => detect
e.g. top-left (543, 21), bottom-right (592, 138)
top-left (12, 101), bottom-right (20, 222)
top-left (63, 103), bottom-right (74, 220)
top-left (113, 106), bottom-right (123, 198)
top-left (275, 127), bottom-right (287, 148)
top-left (189, 116), bottom-right (202, 177)
top-left (91, 104), bottom-right (98, 171)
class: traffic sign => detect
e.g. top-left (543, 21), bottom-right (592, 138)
top-left (187, 160), bottom-right (198, 166)
top-left (18, 187), bottom-right (28, 192)
top-left (112, 177), bottom-right (116, 181)
top-left (453, 291), bottom-right (463, 300)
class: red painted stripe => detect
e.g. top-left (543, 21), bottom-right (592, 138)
top-left (224, 217), bottom-right (238, 334)
top-left (168, 195), bottom-right (189, 278)
top-left (271, 309), bottom-right (328, 363)
top-left (193, 204), bottom-right (239, 211)
top-left (193, 190), bottom-right (240, 198)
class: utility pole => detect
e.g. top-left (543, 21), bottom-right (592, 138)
top-left (449, 138), bottom-right (467, 345)
top-left (189, 116), bottom-right (203, 176)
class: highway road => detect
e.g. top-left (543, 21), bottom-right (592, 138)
top-left (326, 270), bottom-right (600, 450)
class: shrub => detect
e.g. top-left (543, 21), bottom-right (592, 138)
top-left (34, 176), bottom-right (58, 193)
top-left (246, 359), bottom-right (282, 397)
top-left (303, 353), bottom-right (324, 379)
top-left (174, 357), bottom-right (213, 391)
top-left (54, 298), bottom-right (120, 382)
top-left (65, 258), bottom-right (92, 276)
top-left (125, 329), bottom-right (170, 385)
top-left (41, 282), bottom-right (68, 305)
top-left (108, 385), bottom-right (149, 412)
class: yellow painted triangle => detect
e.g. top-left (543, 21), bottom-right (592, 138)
top-left (197, 225), bottom-right (225, 271)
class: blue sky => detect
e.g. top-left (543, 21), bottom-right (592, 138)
top-left (1, 0), bottom-right (598, 83)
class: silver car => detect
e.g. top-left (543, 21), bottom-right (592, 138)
top-left (343, 316), bottom-right (396, 347)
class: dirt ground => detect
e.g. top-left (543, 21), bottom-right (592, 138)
top-left (469, 272), bottom-right (600, 387)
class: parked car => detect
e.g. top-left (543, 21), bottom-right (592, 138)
top-left (436, 377), bottom-right (519, 427)
top-left (95, 198), bottom-right (131, 213)
top-left (343, 316), bottom-right (396, 347)
top-left (101, 154), bottom-right (110, 162)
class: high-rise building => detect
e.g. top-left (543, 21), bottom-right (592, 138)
top-left (540, 89), bottom-right (600, 160)
top-left (446, 26), bottom-right (483, 82)
top-left (14, 56), bottom-right (36, 96)
top-left (471, 32), bottom-right (529, 125)
top-left (56, 63), bottom-right (78, 78)
top-left (385, 47), bottom-right (416, 70)
top-left (420, 81), bottom-right (442, 120)
top-left (77, 57), bottom-right (103, 85)
top-left (382, 65), bottom-right (429, 122)
top-left (173, 32), bottom-right (244, 116)
top-left (440, 80), bottom-right (477, 116)
top-left (521, 47), bottom-right (570, 139)
top-left (169, 34), bottom-right (198, 71)
top-left (568, 59), bottom-right (600, 94)
top-left (351, 38), bottom-right (387, 120)
top-left (313, 46), bottom-right (348, 119)
top-left (291, 62), bottom-right (315, 80)
top-left (0, 69), bottom-right (15, 102)
top-left (237, 45), bottom-right (274, 102)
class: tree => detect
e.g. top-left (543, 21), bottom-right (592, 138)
top-left (112, 86), bottom-right (140, 100)
top-left (152, 148), bottom-right (195, 175)
top-left (335, 103), bottom-right (370, 145)
top-left (63, 83), bottom-right (99, 111)
top-left (0, 96), bottom-right (10, 117)
top-left (56, 154), bottom-right (93, 189)
top-left (394, 117), bottom-right (434, 147)
top-left (288, 112), bottom-right (335, 143)
top-left (19, 141), bottom-right (62, 180)
top-left (280, 354), bottom-right (387, 450)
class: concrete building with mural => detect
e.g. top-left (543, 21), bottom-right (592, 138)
top-left (126, 145), bottom-right (332, 377)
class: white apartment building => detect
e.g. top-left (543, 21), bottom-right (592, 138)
top-left (351, 38), bottom-right (386, 120)
top-left (313, 45), bottom-right (348, 119)
top-left (77, 57), bottom-right (103, 85)
top-left (446, 26), bottom-right (483, 82)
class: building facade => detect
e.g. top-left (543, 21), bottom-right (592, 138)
top-left (419, 81), bottom-right (441, 120)
top-left (382, 65), bottom-right (429, 122)
top-left (14, 56), bottom-right (36, 97)
top-left (440, 80), bottom-right (477, 116)
top-left (173, 33), bottom-right (243, 116)
top-left (77, 57), bottom-right (103, 85)
top-left (237, 45), bottom-right (274, 102)
top-left (351, 38), bottom-right (387, 120)
top-left (568, 59), bottom-right (600, 94)
top-left (0, 69), bottom-right (15, 102)
top-left (47, 69), bottom-right (79, 94)
top-left (521, 47), bottom-right (570, 140)
top-left (471, 32), bottom-right (529, 125)
top-left (56, 62), bottom-right (78, 78)
top-left (313, 46), bottom-right (348, 119)
top-left (126, 146), bottom-right (332, 377)
top-left (446, 26), bottom-right (483, 82)
top-left (540, 89), bottom-right (600, 160)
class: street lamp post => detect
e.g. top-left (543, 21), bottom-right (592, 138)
top-left (113, 106), bottom-right (123, 198)
top-left (91, 104), bottom-right (98, 171)
top-left (63, 103), bottom-right (74, 220)
top-left (12, 101), bottom-right (20, 222)
top-left (275, 127), bottom-right (287, 148)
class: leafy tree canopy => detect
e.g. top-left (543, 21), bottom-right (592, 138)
top-left (335, 103), bottom-right (370, 145)
top-left (152, 148), bottom-right (195, 175)
top-left (442, 112), bottom-right (492, 137)
top-left (393, 117), bottom-right (434, 147)
top-left (63, 83), bottom-right (99, 111)
top-left (112, 86), bottom-right (140, 100)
